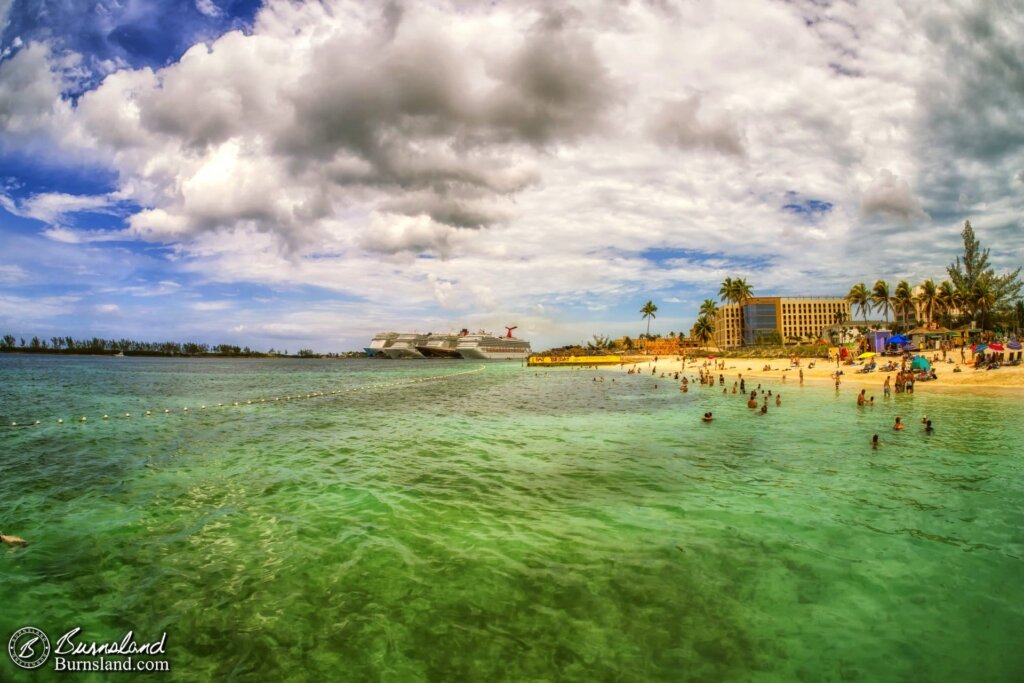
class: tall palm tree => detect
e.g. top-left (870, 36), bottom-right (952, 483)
top-left (718, 277), bottom-right (753, 346)
top-left (893, 280), bottom-right (914, 328)
top-left (1015, 300), bottom-right (1024, 336)
top-left (640, 300), bottom-right (658, 339)
top-left (914, 279), bottom-right (939, 324)
top-left (971, 279), bottom-right (996, 330)
top-left (937, 280), bottom-right (956, 322)
top-left (846, 282), bottom-right (870, 324)
top-left (693, 315), bottom-right (714, 349)
top-left (699, 299), bottom-right (719, 319)
top-left (871, 280), bottom-right (891, 324)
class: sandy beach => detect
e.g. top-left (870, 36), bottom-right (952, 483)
top-left (603, 353), bottom-right (1024, 393)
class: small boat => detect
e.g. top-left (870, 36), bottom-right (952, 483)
top-left (115, 351), bottom-right (125, 357)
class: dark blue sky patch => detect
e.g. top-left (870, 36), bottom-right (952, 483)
top-left (1, 0), bottom-right (262, 91)
top-left (782, 193), bottom-right (833, 218)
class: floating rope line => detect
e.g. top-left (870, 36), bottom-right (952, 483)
top-left (2, 364), bottom-right (487, 431)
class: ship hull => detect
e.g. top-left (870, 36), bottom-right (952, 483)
top-left (456, 347), bottom-right (530, 360)
top-left (383, 346), bottom-right (425, 359)
top-left (415, 346), bottom-right (462, 358)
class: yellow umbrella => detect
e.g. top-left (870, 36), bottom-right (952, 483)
top-left (857, 352), bottom-right (876, 359)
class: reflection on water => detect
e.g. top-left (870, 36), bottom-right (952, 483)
top-left (1, 356), bottom-right (1022, 681)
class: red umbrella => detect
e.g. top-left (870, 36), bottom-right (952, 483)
top-left (989, 343), bottom-right (1004, 351)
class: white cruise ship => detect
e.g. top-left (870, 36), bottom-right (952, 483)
top-left (455, 328), bottom-right (531, 360)
top-left (383, 333), bottom-right (428, 359)
top-left (364, 332), bottom-right (399, 357)
top-left (415, 332), bottom-right (464, 358)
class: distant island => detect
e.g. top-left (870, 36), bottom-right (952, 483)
top-left (0, 335), bottom-right (366, 359)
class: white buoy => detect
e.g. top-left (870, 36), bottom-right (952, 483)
top-left (200, 406), bottom-right (206, 410)
top-left (125, 413), bottom-right (131, 417)
top-left (145, 410), bottom-right (152, 416)
top-left (164, 409), bottom-right (170, 414)
top-left (217, 403), bottom-right (224, 407)
top-left (10, 422), bottom-right (15, 427)
top-left (233, 402), bottom-right (239, 406)
top-left (103, 415), bottom-right (109, 420)
top-left (58, 418), bottom-right (64, 424)
top-left (34, 420), bottom-right (40, 425)
top-left (79, 416), bottom-right (87, 422)
top-left (183, 407), bottom-right (189, 412)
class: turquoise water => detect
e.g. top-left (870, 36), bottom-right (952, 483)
top-left (1, 355), bottom-right (1022, 682)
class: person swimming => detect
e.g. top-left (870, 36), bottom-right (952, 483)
top-left (759, 404), bottom-right (768, 415)
top-left (871, 434), bottom-right (880, 449)
top-left (925, 419), bottom-right (934, 434)
top-left (893, 416), bottom-right (904, 431)
top-left (702, 412), bottom-right (713, 422)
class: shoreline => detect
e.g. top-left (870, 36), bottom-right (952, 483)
top-left (595, 355), bottom-right (1024, 394)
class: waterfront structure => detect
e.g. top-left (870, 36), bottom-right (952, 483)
top-left (712, 296), bottom-right (852, 348)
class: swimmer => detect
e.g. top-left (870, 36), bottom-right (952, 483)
top-left (759, 404), bottom-right (768, 415)
top-left (893, 416), bottom-right (904, 431)
top-left (857, 389), bottom-right (866, 406)
top-left (702, 412), bottom-right (713, 422)
top-left (775, 394), bottom-right (781, 407)
top-left (871, 434), bottom-right (880, 449)
top-left (924, 419), bottom-right (934, 433)
top-left (0, 533), bottom-right (28, 546)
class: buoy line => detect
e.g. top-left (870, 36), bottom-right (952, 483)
top-left (2, 364), bottom-right (488, 431)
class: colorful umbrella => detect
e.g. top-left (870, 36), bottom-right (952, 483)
top-left (972, 344), bottom-right (988, 354)
top-left (911, 356), bottom-right (930, 371)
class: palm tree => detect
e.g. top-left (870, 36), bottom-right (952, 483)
top-left (1014, 300), bottom-right (1024, 336)
top-left (719, 277), bottom-right (753, 346)
top-left (871, 280), bottom-right (891, 324)
top-left (846, 282), bottom-right (870, 324)
top-left (914, 279), bottom-right (940, 324)
top-left (937, 280), bottom-right (957, 322)
top-left (893, 280), bottom-right (914, 328)
top-left (699, 299), bottom-right (718, 319)
top-left (693, 315), bottom-right (714, 348)
top-left (972, 279), bottom-right (996, 330)
top-left (640, 300), bottom-right (658, 339)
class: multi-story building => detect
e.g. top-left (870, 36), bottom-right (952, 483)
top-left (711, 296), bottom-right (852, 348)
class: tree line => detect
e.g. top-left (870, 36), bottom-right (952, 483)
top-left (0, 335), bottom-right (346, 358)
top-left (845, 221), bottom-right (1023, 333)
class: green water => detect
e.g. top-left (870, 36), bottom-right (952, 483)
top-left (1, 355), bottom-right (1021, 682)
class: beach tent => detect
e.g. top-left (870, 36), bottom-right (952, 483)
top-left (911, 356), bottom-right (930, 371)
top-left (887, 334), bottom-right (909, 345)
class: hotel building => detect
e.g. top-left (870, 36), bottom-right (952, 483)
top-left (712, 296), bottom-right (852, 348)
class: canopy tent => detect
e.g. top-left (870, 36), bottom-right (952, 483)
top-left (886, 334), bottom-right (909, 345)
top-left (911, 356), bottom-right (931, 371)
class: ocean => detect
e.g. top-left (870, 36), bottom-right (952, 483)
top-left (1, 355), bottom-right (1022, 681)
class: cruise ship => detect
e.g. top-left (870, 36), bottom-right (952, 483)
top-left (364, 332), bottom-right (399, 357)
top-left (365, 326), bottom-right (530, 360)
top-left (455, 327), bottom-right (531, 360)
top-left (415, 331), bottom-right (465, 358)
top-left (383, 333), bottom-right (428, 359)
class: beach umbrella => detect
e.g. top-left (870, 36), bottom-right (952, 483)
top-left (972, 344), bottom-right (988, 354)
top-left (857, 352), bottom-right (876, 359)
top-left (887, 334), bottom-right (909, 345)
top-left (911, 356), bottom-right (930, 371)
top-left (1008, 341), bottom-right (1022, 350)
top-left (988, 343), bottom-right (1004, 351)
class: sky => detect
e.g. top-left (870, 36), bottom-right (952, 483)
top-left (0, 0), bottom-right (1022, 352)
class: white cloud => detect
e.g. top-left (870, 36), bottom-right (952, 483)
top-left (0, 264), bottom-right (26, 283)
top-left (190, 301), bottom-right (232, 311)
top-left (194, 0), bottom-right (221, 19)
top-left (860, 169), bottom-right (928, 221)
top-left (94, 303), bottom-right (119, 313)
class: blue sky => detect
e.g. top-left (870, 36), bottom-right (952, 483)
top-left (1, 1), bottom-right (1022, 351)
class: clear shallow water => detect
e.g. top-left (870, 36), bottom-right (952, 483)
top-left (1, 355), bottom-right (1022, 682)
